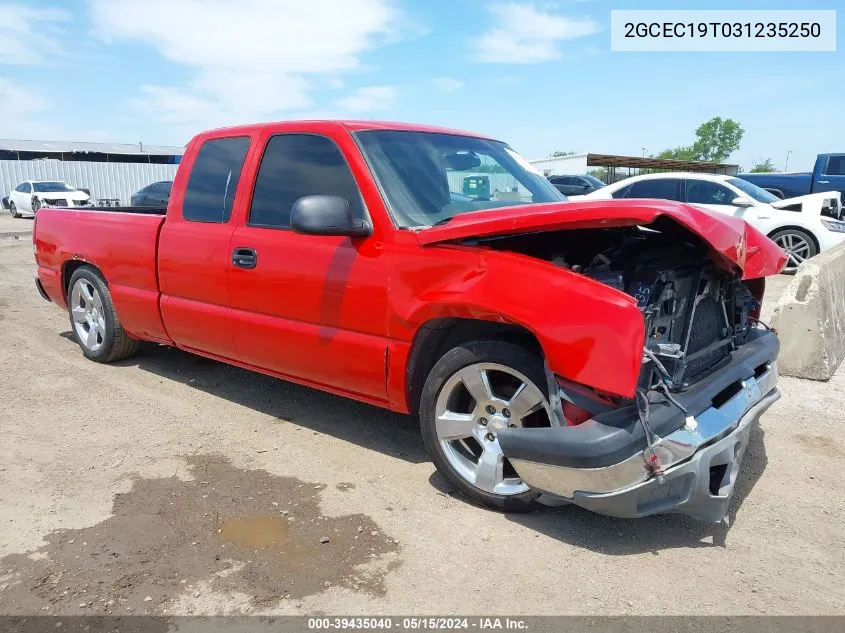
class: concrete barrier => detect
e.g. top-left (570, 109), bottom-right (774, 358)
top-left (771, 242), bottom-right (845, 380)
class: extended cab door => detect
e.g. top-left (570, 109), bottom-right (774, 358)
top-left (157, 134), bottom-right (253, 359)
top-left (227, 130), bottom-right (390, 403)
top-left (815, 154), bottom-right (845, 202)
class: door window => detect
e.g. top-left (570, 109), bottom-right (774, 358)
top-left (182, 137), bottom-right (251, 223)
top-left (824, 156), bottom-right (845, 176)
top-left (247, 134), bottom-right (364, 229)
top-left (624, 178), bottom-right (682, 201)
top-left (685, 180), bottom-right (735, 205)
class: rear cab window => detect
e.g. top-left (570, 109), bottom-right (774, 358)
top-left (183, 137), bottom-right (251, 223)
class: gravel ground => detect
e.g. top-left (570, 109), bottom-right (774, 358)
top-left (0, 239), bottom-right (843, 616)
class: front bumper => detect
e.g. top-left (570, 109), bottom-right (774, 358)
top-left (499, 330), bottom-right (780, 522)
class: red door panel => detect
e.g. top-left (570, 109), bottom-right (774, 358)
top-left (228, 230), bottom-right (390, 401)
top-left (158, 221), bottom-right (236, 358)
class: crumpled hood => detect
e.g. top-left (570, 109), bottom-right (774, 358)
top-left (769, 191), bottom-right (842, 219)
top-left (416, 199), bottom-right (787, 279)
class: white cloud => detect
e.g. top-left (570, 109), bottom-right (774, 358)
top-left (336, 85), bottom-right (397, 112)
top-left (0, 4), bottom-right (71, 65)
top-left (430, 76), bottom-right (465, 94)
top-left (89, 0), bottom-right (403, 131)
top-left (473, 2), bottom-right (599, 64)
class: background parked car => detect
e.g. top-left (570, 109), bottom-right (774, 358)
top-left (130, 180), bottom-right (172, 208)
top-left (579, 172), bottom-right (845, 273)
top-left (547, 174), bottom-right (605, 196)
top-left (736, 153), bottom-right (845, 201)
top-left (7, 180), bottom-right (90, 217)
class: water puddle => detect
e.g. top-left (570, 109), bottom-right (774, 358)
top-left (0, 455), bottom-right (399, 614)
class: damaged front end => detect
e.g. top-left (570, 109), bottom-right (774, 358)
top-left (483, 222), bottom-right (782, 522)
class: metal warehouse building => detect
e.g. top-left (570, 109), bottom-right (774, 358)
top-left (0, 139), bottom-right (184, 207)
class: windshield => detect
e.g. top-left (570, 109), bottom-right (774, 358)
top-left (354, 130), bottom-right (565, 228)
top-left (582, 175), bottom-right (606, 188)
top-left (33, 181), bottom-right (76, 193)
top-left (727, 177), bottom-right (779, 204)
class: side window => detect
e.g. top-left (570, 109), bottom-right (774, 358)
top-left (611, 183), bottom-right (632, 199)
top-left (626, 178), bottom-right (681, 201)
top-left (183, 136), bottom-right (250, 223)
top-left (16, 182), bottom-right (31, 193)
top-left (685, 180), bottom-right (735, 205)
top-left (824, 155), bottom-right (845, 176)
top-left (248, 134), bottom-right (364, 229)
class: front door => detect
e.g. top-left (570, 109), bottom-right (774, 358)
top-left (815, 154), bottom-right (845, 202)
top-left (684, 179), bottom-right (761, 227)
top-left (227, 132), bottom-right (390, 402)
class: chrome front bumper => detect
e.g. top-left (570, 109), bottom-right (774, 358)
top-left (508, 361), bottom-right (780, 523)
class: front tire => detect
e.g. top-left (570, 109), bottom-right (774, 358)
top-left (419, 340), bottom-right (556, 512)
top-left (9, 201), bottom-right (20, 218)
top-left (67, 266), bottom-right (139, 362)
top-left (769, 228), bottom-right (818, 274)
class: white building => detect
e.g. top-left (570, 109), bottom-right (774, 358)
top-left (528, 153), bottom-right (589, 176)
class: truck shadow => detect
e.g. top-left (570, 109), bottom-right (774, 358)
top-left (498, 422), bottom-right (769, 554)
top-left (63, 334), bottom-right (768, 552)
top-left (99, 339), bottom-right (429, 464)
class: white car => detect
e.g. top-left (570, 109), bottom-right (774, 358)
top-left (575, 172), bottom-right (845, 273)
top-left (8, 180), bottom-right (91, 218)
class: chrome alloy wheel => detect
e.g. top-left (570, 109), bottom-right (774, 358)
top-left (773, 232), bottom-right (811, 271)
top-left (70, 278), bottom-right (106, 352)
top-left (434, 362), bottom-right (554, 496)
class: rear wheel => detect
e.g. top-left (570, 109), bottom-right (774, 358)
top-left (769, 228), bottom-right (817, 274)
top-left (67, 266), bottom-right (139, 362)
top-left (9, 201), bottom-right (20, 218)
top-left (419, 340), bottom-right (556, 512)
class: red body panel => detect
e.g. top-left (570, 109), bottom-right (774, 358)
top-left (34, 210), bottom-right (169, 342)
top-left (417, 199), bottom-right (787, 280)
top-left (33, 120), bottom-right (786, 415)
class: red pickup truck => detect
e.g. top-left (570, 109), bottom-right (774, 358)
top-left (33, 120), bottom-right (787, 522)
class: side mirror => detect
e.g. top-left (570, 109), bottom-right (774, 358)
top-left (731, 196), bottom-right (754, 208)
top-left (290, 195), bottom-right (371, 237)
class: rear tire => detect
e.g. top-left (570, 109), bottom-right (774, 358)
top-left (419, 340), bottom-right (555, 513)
top-left (9, 201), bottom-right (20, 218)
top-left (769, 228), bottom-right (818, 275)
top-left (67, 266), bottom-right (139, 363)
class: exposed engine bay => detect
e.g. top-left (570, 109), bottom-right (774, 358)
top-left (472, 222), bottom-right (762, 393)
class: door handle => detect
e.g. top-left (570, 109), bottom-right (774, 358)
top-left (818, 180), bottom-right (830, 184)
top-left (232, 247), bottom-right (257, 269)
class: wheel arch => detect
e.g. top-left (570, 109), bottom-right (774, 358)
top-left (62, 259), bottom-right (104, 301)
top-left (405, 316), bottom-right (544, 417)
top-left (766, 224), bottom-right (820, 253)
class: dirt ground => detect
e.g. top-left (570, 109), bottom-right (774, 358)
top-left (0, 237), bottom-right (843, 616)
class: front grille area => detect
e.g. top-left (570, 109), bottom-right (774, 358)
top-left (43, 198), bottom-right (68, 207)
top-left (684, 297), bottom-right (730, 382)
top-left (641, 268), bottom-right (743, 391)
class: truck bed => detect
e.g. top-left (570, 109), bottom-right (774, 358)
top-left (35, 207), bottom-right (169, 342)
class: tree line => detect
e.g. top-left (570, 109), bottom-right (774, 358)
top-left (549, 116), bottom-right (779, 174)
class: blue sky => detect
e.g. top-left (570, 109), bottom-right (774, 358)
top-left (0, 0), bottom-right (842, 171)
